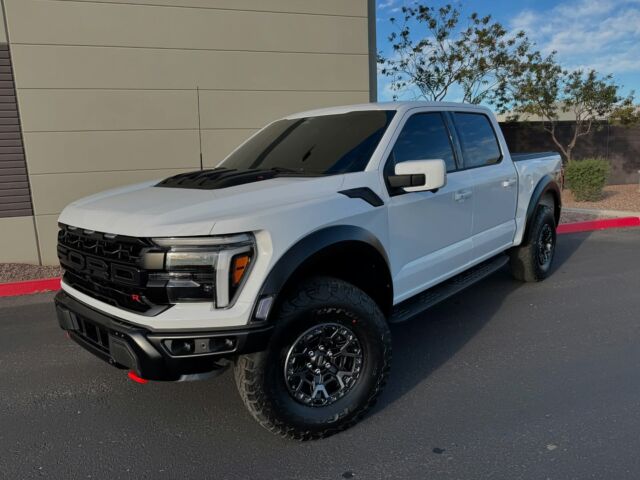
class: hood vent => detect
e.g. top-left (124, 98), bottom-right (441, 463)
top-left (155, 168), bottom-right (280, 190)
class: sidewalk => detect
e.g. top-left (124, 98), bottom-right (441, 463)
top-left (560, 206), bottom-right (640, 225)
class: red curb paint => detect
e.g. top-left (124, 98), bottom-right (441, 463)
top-left (0, 277), bottom-right (61, 297)
top-left (557, 216), bottom-right (640, 234)
top-left (127, 371), bottom-right (149, 384)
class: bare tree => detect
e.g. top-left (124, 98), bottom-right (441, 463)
top-left (510, 61), bottom-right (635, 163)
top-left (378, 2), bottom-right (637, 163)
top-left (378, 3), bottom-right (533, 106)
top-left (609, 98), bottom-right (640, 126)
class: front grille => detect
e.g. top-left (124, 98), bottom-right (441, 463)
top-left (57, 224), bottom-right (168, 314)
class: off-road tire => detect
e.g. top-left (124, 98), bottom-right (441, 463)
top-left (234, 276), bottom-right (391, 440)
top-left (510, 205), bottom-right (557, 282)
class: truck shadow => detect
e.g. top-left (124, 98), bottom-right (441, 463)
top-left (373, 231), bottom-right (591, 412)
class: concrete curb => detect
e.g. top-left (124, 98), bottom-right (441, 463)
top-left (563, 207), bottom-right (640, 218)
top-left (1, 217), bottom-right (639, 298)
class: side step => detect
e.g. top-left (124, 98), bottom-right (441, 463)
top-left (389, 255), bottom-right (510, 324)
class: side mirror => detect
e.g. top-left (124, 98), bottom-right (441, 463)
top-left (388, 159), bottom-right (446, 193)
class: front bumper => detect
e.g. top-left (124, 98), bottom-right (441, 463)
top-left (54, 291), bottom-right (272, 381)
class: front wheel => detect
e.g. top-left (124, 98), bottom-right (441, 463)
top-left (234, 276), bottom-right (391, 440)
top-left (510, 205), bottom-right (557, 282)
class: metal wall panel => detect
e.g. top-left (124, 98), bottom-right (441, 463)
top-left (0, 43), bottom-right (32, 218)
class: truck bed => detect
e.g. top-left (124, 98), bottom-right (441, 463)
top-left (511, 151), bottom-right (563, 245)
top-left (511, 152), bottom-right (560, 162)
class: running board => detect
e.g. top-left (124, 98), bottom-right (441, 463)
top-left (389, 255), bottom-right (509, 324)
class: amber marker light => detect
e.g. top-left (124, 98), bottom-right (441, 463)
top-left (231, 254), bottom-right (251, 287)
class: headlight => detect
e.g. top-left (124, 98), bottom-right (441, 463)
top-left (148, 233), bottom-right (255, 307)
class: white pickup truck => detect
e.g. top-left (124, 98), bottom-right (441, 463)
top-left (54, 102), bottom-right (562, 439)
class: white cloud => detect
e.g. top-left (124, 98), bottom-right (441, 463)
top-left (510, 0), bottom-right (640, 75)
top-left (377, 71), bottom-right (425, 101)
top-left (378, 0), bottom-right (396, 9)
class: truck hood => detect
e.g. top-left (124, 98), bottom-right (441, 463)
top-left (58, 175), bottom-right (345, 237)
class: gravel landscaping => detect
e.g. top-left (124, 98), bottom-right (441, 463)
top-left (559, 210), bottom-right (605, 224)
top-left (0, 263), bottom-right (62, 284)
top-left (563, 184), bottom-right (640, 213)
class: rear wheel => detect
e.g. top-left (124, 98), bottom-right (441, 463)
top-left (510, 205), bottom-right (557, 282)
top-left (234, 276), bottom-right (391, 440)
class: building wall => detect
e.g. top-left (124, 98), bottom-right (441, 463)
top-left (0, 0), bottom-right (374, 265)
top-left (0, 3), bottom-right (41, 264)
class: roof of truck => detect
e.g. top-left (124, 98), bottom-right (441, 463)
top-left (286, 101), bottom-right (494, 119)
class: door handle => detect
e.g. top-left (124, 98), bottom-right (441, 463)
top-left (502, 177), bottom-right (517, 188)
top-left (454, 189), bottom-right (472, 202)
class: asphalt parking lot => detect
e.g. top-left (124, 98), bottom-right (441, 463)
top-left (1, 228), bottom-right (639, 480)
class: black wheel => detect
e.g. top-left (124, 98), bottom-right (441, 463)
top-left (234, 276), bottom-right (391, 440)
top-left (510, 205), bottom-right (557, 282)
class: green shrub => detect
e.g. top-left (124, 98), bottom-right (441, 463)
top-left (565, 158), bottom-right (610, 201)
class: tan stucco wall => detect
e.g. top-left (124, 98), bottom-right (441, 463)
top-left (2, 0), bottom-right (372, 265)
top-left (0, 216), bottom-right (40, 264)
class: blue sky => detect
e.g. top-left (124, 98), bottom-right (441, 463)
top-left (376, 0), bottom-right (640, 102)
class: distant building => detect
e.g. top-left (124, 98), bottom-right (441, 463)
top-left (496, 103), bottom-right (609, 123)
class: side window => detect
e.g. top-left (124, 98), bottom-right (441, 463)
top-left (388, 113), bottom-right (458, 173)
top-left (452, 113), bottom-right (502, 168)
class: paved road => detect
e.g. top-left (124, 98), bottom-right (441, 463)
top-left (1, 229), bottom-right (639, 480)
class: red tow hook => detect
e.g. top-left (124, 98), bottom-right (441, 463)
top-left (127, 371), bottom-right (149, 384)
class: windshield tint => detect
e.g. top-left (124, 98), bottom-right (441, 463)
top-left (220, 110), bottom-right (396, 175)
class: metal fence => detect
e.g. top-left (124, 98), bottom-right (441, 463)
top-left (499, 121), bottom-right (640, 185)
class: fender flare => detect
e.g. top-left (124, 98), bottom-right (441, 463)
top-left (251, 225), bottom-right (391, 321)
top-left (523, 175), bottom-right (562, 242)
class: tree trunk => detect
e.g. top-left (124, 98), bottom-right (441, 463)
top-left (565, 148), bottom-right (573, 163)
top-left (546, 124), bottom-right (571, 164)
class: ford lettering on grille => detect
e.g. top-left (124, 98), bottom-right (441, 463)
top-left (57, 224), bottom-right (164, 314)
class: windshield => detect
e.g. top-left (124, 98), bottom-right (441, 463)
top-left (220, 110), bottom-right (396, 175)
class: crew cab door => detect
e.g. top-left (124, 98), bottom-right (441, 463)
top-left (385, 111), bottom-right (475, 303)
top-left (449, 112), bottom-right (518, 260)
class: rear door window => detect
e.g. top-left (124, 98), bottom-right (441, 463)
top-left (452, 113), bottom-right (502, 168)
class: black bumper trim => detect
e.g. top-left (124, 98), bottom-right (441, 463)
top-left (54, 290), bottom-right (273, 381)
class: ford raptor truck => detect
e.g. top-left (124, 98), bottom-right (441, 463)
top-left (54, 102), bottom-right (562, 439)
